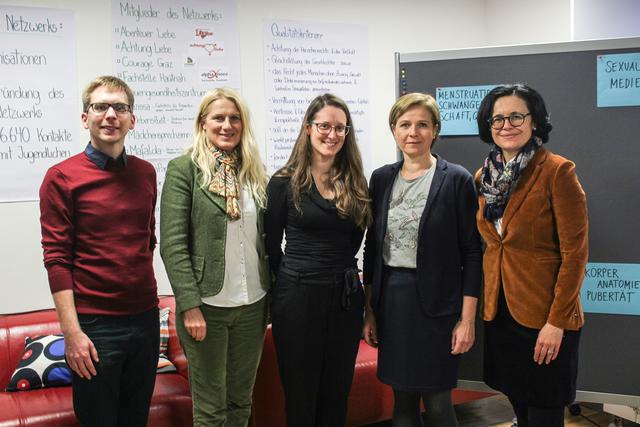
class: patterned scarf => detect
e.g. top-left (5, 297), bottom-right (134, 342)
top-left (479, 136), bottom-right (543, 220)
top-left (209, 146), bottom-right (241, 220)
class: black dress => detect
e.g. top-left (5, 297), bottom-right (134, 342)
top-left (264, 175), bottom-right (365, 426)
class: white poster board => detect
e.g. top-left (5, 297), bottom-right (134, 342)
top-left (263, 20), bottom-right (370, 174)
top-left (111, 0), bottom-right (241, 189)
top-left (0, 6), bottom-right (78, 202)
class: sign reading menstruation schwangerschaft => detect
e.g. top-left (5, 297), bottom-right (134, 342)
top-left (436, 85), bottom-right (496, 136)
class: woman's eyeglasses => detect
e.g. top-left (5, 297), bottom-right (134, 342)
top-left (488, 112), bottom-right (531, 130)
top-left (311, 122), bottom-right (350, 136)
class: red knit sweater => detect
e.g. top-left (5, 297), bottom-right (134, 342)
top-left (39, 151), bottom-right (158, 315)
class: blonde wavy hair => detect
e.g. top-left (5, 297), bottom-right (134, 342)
top-left (276, 93), bottom-right (371, 229)
top-left (189, 88), bottom-right (267, 208)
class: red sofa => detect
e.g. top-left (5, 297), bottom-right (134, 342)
top-left (0, 296), bottom-right (193, 427)
top-left (0, 296), bottom-right (491, 426)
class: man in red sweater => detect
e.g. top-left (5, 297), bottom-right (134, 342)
top-left (39, 76), bottom-right (159, 426)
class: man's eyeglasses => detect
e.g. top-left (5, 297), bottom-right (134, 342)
top-left (311, 122), bottom-right (350, 136)
top-left (488, 112), bottom-right (531, 130)
top-left (89, 103), bottom-right (132, 114)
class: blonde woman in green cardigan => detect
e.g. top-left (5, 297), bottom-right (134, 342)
top-left (160, 88), bottom-right (270, 426)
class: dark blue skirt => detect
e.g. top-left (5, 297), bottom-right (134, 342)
top-left (377, 267), bottom-right (460, 391)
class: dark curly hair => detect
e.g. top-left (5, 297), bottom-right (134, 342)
top-left (476, 83), bottom-right (553, 144)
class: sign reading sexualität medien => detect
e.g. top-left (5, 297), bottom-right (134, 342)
top-left (436, 85), bottom-right (496, 136)
top-left (581, 262), bottom-right (640, 316)
top-left (0, 5), bottom-right (78, 202)
top-left (597, 52), bottom-right (640, 107)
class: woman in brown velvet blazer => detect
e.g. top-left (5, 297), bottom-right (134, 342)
top-left (475, 84), bottom-right (588, 427)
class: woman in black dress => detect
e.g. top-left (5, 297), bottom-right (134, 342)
top-left (264, 93), bottom-right (371, 426)
top-left (363, 93), bottom-right (482, 427)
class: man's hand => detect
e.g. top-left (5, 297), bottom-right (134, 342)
top-left (51, 290), bottom-right (99, 379)
top-left (64, 329), bottom-right (99, 379)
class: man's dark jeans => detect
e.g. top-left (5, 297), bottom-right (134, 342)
top-left (73, 307), bottom-right (159, 427)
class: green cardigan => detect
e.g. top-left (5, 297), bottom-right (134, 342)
top-left (159, 154), bottom-right (270, 313)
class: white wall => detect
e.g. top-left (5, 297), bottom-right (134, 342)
top-left (0, 0), bottom-right (573, 313)
top-left (485, 0), bottom-right (571, 45)
top-left (573, 0), bottom-right (640, 40)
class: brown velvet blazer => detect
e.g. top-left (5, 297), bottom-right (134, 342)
top-left (476, 148), bottom-right (588, 331)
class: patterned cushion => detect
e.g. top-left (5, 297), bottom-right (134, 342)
top-left (157, 353), bottom-right (176, 373)
top-left (6, 334), bottom-right (71, 391)
top-left (6, 307), bottom-right (176, 391)
top-left (157, 307), bottom-right (176, 373)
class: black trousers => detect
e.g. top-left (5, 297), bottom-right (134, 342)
top-left (271, 266), bottom-right (364, 427)
top-left (508, 397), bottom-right (565, 427)
top-left (73, 307), bottom-right (160, 427)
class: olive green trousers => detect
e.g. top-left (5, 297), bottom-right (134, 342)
top-left (177, 297), bottom-right (268, 427)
